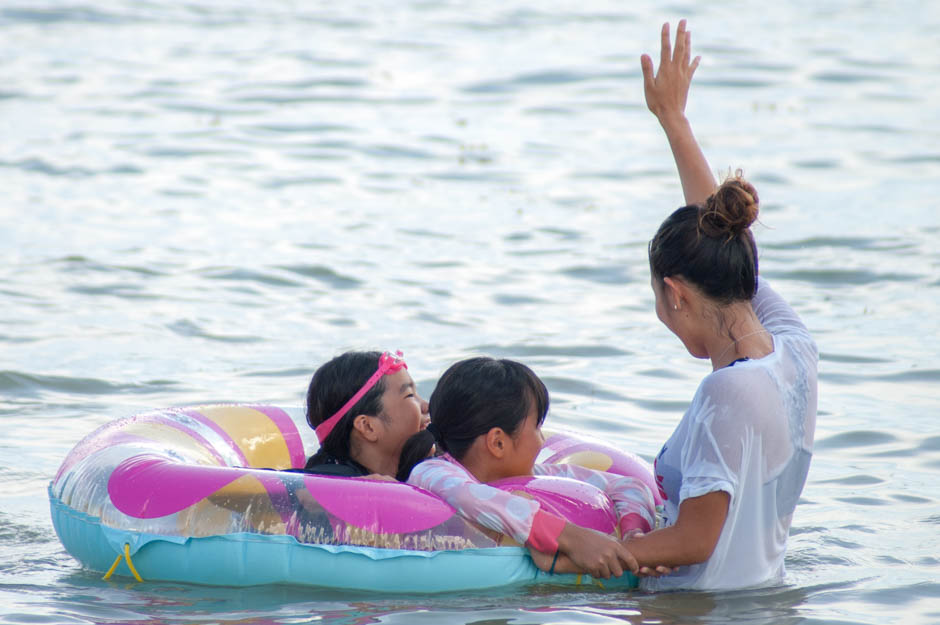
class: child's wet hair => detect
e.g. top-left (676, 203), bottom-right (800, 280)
top-left (306, 351), bottom-right (385, 469)
top-left (396, 357), bottom-right (548, 481)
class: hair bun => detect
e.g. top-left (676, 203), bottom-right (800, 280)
top-left (699, 172), bottom-right (759, 239)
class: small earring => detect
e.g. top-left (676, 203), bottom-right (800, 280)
top-left (673, 304), bottom-right (678, 311)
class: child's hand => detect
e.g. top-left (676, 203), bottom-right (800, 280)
top-left (528, 548), bottom-right (578, 575)
top-left (528, 546), bottom-right (554, 571)
top-left (557, 522), bottom-right (639, 579)
top-left (640, 19), bottom-right (700, 125)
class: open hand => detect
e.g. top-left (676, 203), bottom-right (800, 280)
top-left (640, 19), bottom-right (700, 123)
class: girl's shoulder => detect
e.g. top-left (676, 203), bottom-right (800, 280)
top-left (408, 454), bottom-right (473, 483)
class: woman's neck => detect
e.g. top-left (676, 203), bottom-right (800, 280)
top-left (706, 301), bottom-right (773, 370)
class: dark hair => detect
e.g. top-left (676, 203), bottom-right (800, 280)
top-left (305, 351), bottom-right (386, 469)
top-left (396, 357), bottom-right (549, 481)
top-left (648, 173), bottom-right (760, 304)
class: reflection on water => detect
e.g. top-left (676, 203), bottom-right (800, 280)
top-left (2, 0), bottom-right (939, 624)
top-left (13, 572), bottom-right (922, 625)
top-left (0, 572), bottom-right (815, 625)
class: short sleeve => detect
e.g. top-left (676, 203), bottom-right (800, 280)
top-left (676, 391), bottom-right (741, 505)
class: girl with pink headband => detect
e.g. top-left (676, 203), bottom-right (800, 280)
top-left (301, 350), bottom-right (429, 478)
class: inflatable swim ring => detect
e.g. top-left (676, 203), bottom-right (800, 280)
top-left (49, 404), bottom-right (659, 593)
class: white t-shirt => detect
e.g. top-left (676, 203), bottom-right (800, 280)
top-left (643, 278), bottom-right (818, 591)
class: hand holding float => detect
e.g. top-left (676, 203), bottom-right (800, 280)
top-left (555, 522), bottom-right (638, 578)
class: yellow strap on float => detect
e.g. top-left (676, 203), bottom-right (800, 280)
top-left (571, 573), bottom-right (606, 589)
top-left (103, 543), bottom-right (143, 582)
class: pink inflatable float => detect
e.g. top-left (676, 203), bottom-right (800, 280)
top-left (49, 404), bottom-right (658, 592)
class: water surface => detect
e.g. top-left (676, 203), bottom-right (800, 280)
top-left (2, 1), bottom-right (939, 624)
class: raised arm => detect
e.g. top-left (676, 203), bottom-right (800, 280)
top-left (641, 20), bottom-right (717, 206)
top-left (752, 278), bottom-right (813, 340)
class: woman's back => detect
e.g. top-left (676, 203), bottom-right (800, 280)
top-left (647, 279), bottom-right (817, 590)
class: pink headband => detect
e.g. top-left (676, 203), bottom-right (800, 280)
top-left (314, 351), bottom-right (408, 443)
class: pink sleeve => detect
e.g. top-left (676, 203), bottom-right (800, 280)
top-left (408, 457), bottom-right (565, 551)
top-left (528, 509), bottom-right (566, 553)
top-left (534, 463), bottom-right (657, 534)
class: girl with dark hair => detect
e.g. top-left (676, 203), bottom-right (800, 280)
top-left (397, 357), bottom-right (656, 580)
top-left (621, 21), bottom-right (818, 590)
top-left (301, 350), bottom-right (429, 478)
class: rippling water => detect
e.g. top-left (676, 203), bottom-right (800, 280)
top-left (2, 1), bottom-right (939, 624)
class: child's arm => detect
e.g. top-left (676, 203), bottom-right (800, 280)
top-left (534, 463), bottom-right (657, 535)
top-left (409, 457), bottom-right (638, 578)
top-left (408, 457), bottom-right (561, 551)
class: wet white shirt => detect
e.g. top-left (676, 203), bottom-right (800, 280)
top-left (643, 279), bottom-right (818, 591)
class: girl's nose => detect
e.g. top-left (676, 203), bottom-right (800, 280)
top-left (420, 397), bottom-right (430, 414)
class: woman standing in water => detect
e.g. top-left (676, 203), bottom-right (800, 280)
top-left (622, 20), bottom-right (818, 590)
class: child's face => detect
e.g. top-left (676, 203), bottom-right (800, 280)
top-left (503, 407), bottom-right (545, 478)
top-left (376, 369), bottom-right (430, 460)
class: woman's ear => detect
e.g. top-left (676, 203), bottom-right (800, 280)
top-left (663, 276), bottom-right (685, 311)
top-left (351, 414), bottom-right (380, 443)
top-left (484, 427), bottom-right (508, 459)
